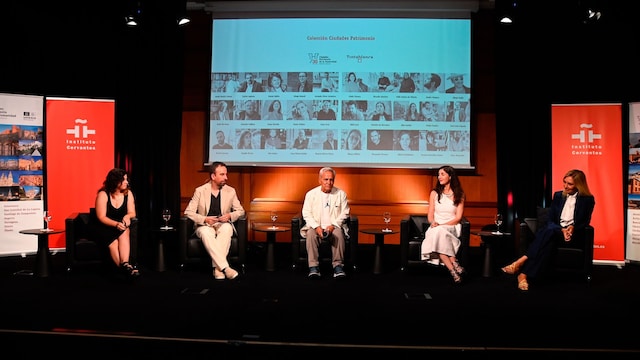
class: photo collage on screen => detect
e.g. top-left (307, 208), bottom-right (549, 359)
top-left (209, 71), bottom-right (470, 163)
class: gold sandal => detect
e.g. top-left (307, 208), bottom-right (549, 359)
top-left (501, 262), bottom-right (520, 275)
top-left (518, 279), bottom-right (529, 291)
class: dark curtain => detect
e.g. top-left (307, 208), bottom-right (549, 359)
top-left (115, 3), bottom-right (184, 266)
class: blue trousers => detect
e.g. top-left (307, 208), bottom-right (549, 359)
top-left (521, 222), bottom-right (563, 279)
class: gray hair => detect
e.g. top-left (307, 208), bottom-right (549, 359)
top-left (318, 167), bottom-right (336, 178)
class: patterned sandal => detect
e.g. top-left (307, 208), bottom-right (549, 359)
top-left (501, 262), bottom-right (520, 275)
top-left (450, 269), bottom-right (462, 284)
top-left (453, 261), bottom-right (466, 275)
top-left (121, 261), bottom-right (140, 278)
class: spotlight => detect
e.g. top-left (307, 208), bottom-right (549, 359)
top-left (498, 1), bottom-right (518, 25)
top-left (586, 9), bottom-right (602, 22)
top-left (125, 16), bottom-right (138, 27)
top-left (579, 0), bottom-right (603, 24)
top-left (177, 0), bottom-right (190, 26)
top-left (500, 16), bottom-right (513, 24)
top-left (125, 1), bottom-right (142, 27)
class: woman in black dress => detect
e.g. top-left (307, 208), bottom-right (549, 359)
top-left (93, 168), bottom-right (139, 277)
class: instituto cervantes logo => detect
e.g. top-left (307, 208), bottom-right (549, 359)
top-left (571, 123), bottom-right (601, 143)
top-left (570, 123), bottom-right (602, 156)
top-left (66, 118), bottom-right (97, 150)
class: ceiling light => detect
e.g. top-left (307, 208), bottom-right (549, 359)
top-left (125, 0), bottom-right (142, 27)
top-left (587, 9), bottom-right (601, 20)
top-left (498, 1), bottom-right (518, 25)
top-left (125, 16), bottom-right (137, 27)
top-left (177, 0), bottom-right (191, 27)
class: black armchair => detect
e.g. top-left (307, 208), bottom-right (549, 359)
top-left (400, 214), bottom-right (470, 272)
top-left (291, 214), bottom-right (359, 272)
top-left (178, 216), bottom-right (248, 273)
top-left (65, 208), bottom-right (138, 273)
top-left (518, 207), bottom-right (594, 282)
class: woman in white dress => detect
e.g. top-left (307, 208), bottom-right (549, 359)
top-left (421, 165), bottom-right (466, 283)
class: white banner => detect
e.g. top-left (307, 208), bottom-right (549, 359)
top-left (0, 93), bottom-right (45, 256)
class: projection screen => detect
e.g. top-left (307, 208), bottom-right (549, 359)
top-left (207, 14), bottom-right (472, 169)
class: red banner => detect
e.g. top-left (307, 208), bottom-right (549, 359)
top-left (45, 98), bottom-right (114, 249)
top-left (551, 103), bottom-right (624, 264)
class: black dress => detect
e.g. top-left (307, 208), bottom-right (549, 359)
top-left (92, 191), bottom-right (128, 246)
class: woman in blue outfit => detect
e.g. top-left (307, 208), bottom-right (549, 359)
top-left (93, 168), bottom-right (139, 278)
top-left (501, 169), bottom-right (595, 291)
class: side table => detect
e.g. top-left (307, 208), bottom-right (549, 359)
top-left (152, 227), bottom-right (177, 272)
top-left (475, 230), bottom-right (512, 277)
top-left (254, 225), bottom-right (290, 271)
top-left (19, 228), bottom-right (65, 278)
top-left (360, 228), bottom-right (397, 274)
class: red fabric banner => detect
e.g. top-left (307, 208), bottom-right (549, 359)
top-left (551, 103), bottom-right (624, 264)
top-left (45, 98), bottom-right (114, 249)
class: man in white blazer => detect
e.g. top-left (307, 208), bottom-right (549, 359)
top-left (301, 167), bottom-right (350, 279)
top-left (184, 161), bottom-right (245, 280)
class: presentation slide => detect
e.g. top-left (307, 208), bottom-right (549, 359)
top-left (208, 18), bottom-right (471, 169)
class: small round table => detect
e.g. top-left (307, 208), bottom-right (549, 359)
top-left (254, 225), bottom-right (290, 271)
top-left (475, 230), bottom-right (512, 277)
top-left (19, 228), bottom-right (65, 278)
top-left (360, 228), bottom-right (397, 274)
top-left (152, 227), bottom-right (176, 272)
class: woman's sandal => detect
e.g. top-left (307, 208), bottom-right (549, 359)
top-left (517, 278), bottom-right (529, 291)
top-left (501, 262), bottom-right (520, 275)
top-left (453, 261), bottom-right (466, 276)
top-left (121, 261), bottom-right (140, 278)
top-left (450, 269), bottom-right (462, 284)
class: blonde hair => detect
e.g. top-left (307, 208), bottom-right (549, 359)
top-left (563, 169), bottom-right (592, 197)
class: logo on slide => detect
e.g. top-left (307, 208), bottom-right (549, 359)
top-left (308, 53), bottom-right (319, 64)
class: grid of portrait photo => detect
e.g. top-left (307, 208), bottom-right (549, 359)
top-left (209, 71), bottom-right (470, 166)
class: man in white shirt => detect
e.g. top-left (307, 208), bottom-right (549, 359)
top-left (300, 167), bottom-right (350, 279)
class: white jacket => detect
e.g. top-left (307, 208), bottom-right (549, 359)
top-left (300, 185), bottom-right (350, 238)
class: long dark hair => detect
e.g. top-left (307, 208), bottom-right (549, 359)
top-left (99, 168), bottom-right (129, 195)
top-left (433, 165), bottom-right (464, 206)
